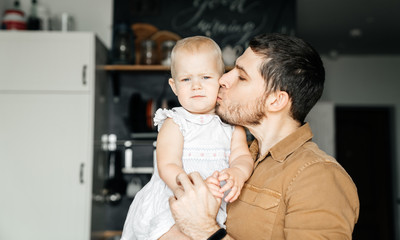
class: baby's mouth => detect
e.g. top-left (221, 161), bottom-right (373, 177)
top-left (192, 95), bottom-right (205, 98)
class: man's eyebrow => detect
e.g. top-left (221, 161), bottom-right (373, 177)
top-left (235, 64), bottom-right (249, 77)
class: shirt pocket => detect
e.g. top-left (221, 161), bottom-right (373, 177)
top-left (227, 184), bottom-right (282, 240)
top-left (239, 183), bottom-right (281, 210)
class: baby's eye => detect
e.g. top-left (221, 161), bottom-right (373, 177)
top-left (181, 78), bottom-right (190, 82)
top-left (202, 76), bottom-right (211, 80)
top-left (238, 76), bottom-right (246, 81)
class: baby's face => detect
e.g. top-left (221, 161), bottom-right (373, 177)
top-left (169, 50), bottom-right (222, 115)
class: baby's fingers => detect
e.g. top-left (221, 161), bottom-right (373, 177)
top-left (208, 183), bottom-right (224, 198)
top-left (218, 172), bottom-right (230, 182)
top-left (219, 179), bottom-right (233, 193)
top-left (224, 186), bottom-right (239, 202)
top-left (205, 176), bottom-right (220, 186)
top-left (226, 187), bottom-right (241, 202)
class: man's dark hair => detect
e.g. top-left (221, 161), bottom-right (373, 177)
top-left (249, 33), bottom-right (325, 124)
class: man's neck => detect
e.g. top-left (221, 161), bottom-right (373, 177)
top-left (247, 115), bottom-right (300, 157)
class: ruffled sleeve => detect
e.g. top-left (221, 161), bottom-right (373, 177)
top-left (153, 107), bottom-right (188, 135)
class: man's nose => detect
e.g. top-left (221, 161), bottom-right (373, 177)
top-left (219, 71), bottom-right (232, 88)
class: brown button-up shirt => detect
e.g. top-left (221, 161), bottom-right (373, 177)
top-left (226, 123), bottom-right (360, 239)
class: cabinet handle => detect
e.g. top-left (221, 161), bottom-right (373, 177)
top-left (82, 65), bottom-right (87, 85)
top-left (79, 163), bottom-right (85, 184)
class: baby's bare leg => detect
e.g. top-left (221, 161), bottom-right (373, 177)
top-left (159, 224), bottom-right (190, 240)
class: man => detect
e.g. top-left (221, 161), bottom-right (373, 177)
top-left (168, 33), bottom-right (360, 239)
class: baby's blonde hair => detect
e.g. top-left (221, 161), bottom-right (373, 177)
top-left (170, 36), bottom-right (225, 79)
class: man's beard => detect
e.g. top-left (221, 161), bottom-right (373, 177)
top-left (216, 95), bottom-right (266, 126)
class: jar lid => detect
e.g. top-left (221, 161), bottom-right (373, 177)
top-left (141, 39), bottom-right (155, 47)
top-left (162, 40), bottom-right (176, 48)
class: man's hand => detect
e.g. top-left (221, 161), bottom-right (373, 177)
top-left (218, 167), bottom-right (247, 202)
top-left (169, 172), bottom-right (222, 239)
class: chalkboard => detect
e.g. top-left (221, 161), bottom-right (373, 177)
top-left (113, 0), bottom-right (295, 51)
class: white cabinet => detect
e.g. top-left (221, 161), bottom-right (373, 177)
top-left (0, 32), bottom-right (107, 240)
top-left (0, 32), bottom-right (93, 91)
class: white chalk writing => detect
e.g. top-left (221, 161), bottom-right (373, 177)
top-left (171, 0), bottom-right (266, 46)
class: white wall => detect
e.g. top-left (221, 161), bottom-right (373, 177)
top-left (321, 55), bottom-right (400, 182)
top-left (2, 0), bottom-right (113, 48)
top-left (306, 101), bottom-right (335, 157)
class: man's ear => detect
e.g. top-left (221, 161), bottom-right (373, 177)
top-left (267, 91), bottom-right (289, 112)
top-left (168, 78), bottom-right (178, 96)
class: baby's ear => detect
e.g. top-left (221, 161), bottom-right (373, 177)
top-left (168, 78), bottom-right (177, 96)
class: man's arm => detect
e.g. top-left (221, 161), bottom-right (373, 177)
top-left (169, 172), bottom-right (236, 240)
top-left (284, 162), bottom-right (359, 239)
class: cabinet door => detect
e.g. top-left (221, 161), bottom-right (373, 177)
top-left (0, 93), bottom-right (92, 240)
top-left (0, 32), bottom-right (93, 92)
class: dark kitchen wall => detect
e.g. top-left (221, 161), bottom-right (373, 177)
top-left (113, 0), bottom-right (295, 50)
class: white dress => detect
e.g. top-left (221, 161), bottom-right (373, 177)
top-left (121, 107), bottom-right (234, 240)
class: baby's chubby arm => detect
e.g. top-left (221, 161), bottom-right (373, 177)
top-left (219, 126), bottom-right (254, 202)
top-left (156, 118), bottom-right (186, 191)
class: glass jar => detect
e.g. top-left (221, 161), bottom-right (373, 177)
top-left (112, 23), bottom-right (132, 64)
top-left (161, 40), bottom-right (176, 66)
top-left (140, 39), bottom-right (157, 65)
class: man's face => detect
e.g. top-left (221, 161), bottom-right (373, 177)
top-left (216, 47), bottom-right (267, 126)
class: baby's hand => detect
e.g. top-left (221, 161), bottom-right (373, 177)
top-left (205, 171), bottom-right (224, 199)
top-left (218, 167), bottom-right (247, 202)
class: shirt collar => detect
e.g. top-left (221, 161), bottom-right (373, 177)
top-left (250, 123), bottom-right (314, 167)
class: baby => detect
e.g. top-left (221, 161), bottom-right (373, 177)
top-left (121, 36), bottom-right (253, 240)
